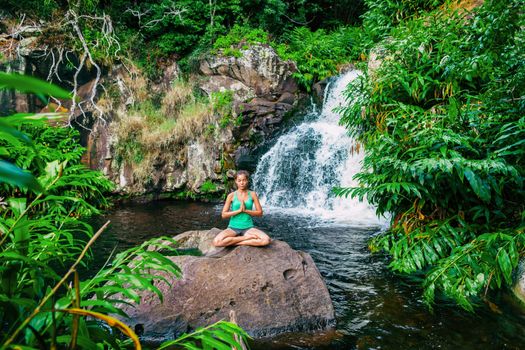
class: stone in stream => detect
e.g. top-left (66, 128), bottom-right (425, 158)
top-left (118, 228), bottom-right (336, 343)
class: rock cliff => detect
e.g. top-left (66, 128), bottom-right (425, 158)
top-left (1, 18), bottom-right (303, 197)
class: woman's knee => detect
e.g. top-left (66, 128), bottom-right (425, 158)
top-left (213, 235), bottom-right (225, 247)
top-left (260, 235), bottom-right (271, 246)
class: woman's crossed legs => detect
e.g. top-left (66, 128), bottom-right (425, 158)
top-left (213, 228), bottom-right (271, 247)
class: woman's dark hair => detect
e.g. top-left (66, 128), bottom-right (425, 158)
top-left (235, 170), bottom-right (250, 179)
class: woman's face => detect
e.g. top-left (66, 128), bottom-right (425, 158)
top-left (235, 175), bottom-right (248, 190)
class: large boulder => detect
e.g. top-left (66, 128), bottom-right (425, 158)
top-left (120, 228), bottom-right (335, 343)
top-left (199, 45), bottom-right (297, 101)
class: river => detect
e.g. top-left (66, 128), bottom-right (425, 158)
top-left (90, 200), bottom-right (525, 349)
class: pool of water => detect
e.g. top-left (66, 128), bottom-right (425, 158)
top-left (89, 200), bottom-right (525, 349)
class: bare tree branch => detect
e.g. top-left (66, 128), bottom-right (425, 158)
top-left (125, 2), bottom-right (187, 29)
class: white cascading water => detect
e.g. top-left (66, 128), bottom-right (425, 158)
top-left (253, 70), bottom-right (382, 226)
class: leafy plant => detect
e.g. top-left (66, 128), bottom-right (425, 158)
top-left (158, 321), bottom-right (249, 350)
top-left (361, 0), bottom-right (446, 43)
top-left (212, 24), bottom-right (271, 57)
top-left (277, 26), bottom-right (365, 90)
top-left (200, 180), bottom-right (218, 193)
top-left (337, 0), bottom-right (525, 310)
top-left (211, 90), bottom-right (235, 128)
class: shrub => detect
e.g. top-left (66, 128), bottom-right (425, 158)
top-left (276, 26), bottom-right (367, 90)
top-left (361, 0), bottom-right (446, 43)
top-left (211, 90), bottom-right (235, 128)
top-left (212, 24), bottom-right (272, 56)
top-left (337, 0), bottom-right (525, 310)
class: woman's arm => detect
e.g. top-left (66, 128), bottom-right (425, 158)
top-left (221, 193), bottom-right (242, 219)
top-left (244, 192), bottom-right (263, 217)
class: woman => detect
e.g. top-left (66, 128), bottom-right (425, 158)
top-left (213, 170), bottom-right (271, 247)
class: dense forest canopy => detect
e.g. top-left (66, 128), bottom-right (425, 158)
top-left (2, 0), bottom-right (366, 57)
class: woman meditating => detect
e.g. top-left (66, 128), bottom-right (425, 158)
top-left (213, 170), bottom-right (271, 247)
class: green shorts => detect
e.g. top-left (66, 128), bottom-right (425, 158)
top-left (229, 227), bottom-right (253, 236)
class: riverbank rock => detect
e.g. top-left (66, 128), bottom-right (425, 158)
top-left (120, 228), bottom-right (335, 343)
top-left (199, 45), bottom-right (302, 162)
top-left (512, 259), bottom-right (525, 305)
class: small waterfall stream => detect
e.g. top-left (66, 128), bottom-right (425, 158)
top-left (253, 70), bottom-right (380, 225)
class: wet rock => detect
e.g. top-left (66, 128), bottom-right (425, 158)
top-left (312, 77), bottom-right (331, 104)
top-left (512, 259), bottom-right (525, 305)
top-left (234, 146), bottom-right (258, 171)
top-left (277, 92), bottom-right (296, 105)
top-left (119, 228), bottom-right (336, 343)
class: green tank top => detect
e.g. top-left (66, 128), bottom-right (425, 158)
top-left (228, 191), bottom-right (254, 229)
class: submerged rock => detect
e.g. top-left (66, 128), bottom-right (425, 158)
top-left (120, 228), bottom-right (335, 343)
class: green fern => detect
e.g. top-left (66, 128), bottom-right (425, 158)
top-left (338, 0), bottom-right (525, 310)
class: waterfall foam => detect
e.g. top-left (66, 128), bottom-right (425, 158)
top-left (253, 70), bottom-right (383, 226)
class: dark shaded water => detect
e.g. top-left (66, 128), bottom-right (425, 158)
top-left (90, 200), bottom-right (525, 349)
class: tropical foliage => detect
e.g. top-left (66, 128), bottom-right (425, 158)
top-left (276, 26), bottom-right (365, 90)
top-left (337, 0), bottom-right (525, 310)
top-left (2, 0), bottom-right (369, 81)
top-left (0, 74), bottom-right (249, 348)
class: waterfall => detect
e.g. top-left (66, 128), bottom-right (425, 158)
top-left (253, 70), bottom-right (381, 225)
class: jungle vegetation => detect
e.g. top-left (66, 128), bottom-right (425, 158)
top-left (337, 0), bottom-right (525, 311)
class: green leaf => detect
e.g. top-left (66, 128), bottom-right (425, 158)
top-left (199, 335), bottom-right (231, 350)
top-left (8, 197), bottom-right (27, 217)
top-left (212, 329), bottom-right (244, 350)
top-left (0, 120), bottom-right (33, 145)
top-left (81, 299), bottom-right (128, 316)
top-left (56, 334), bottom-right (99, 349)
top-left (497, 249), bottom-right (512, 285)
top-left (0, 295), bottom-right (37, 309)
top-left (463, 168), bottom-right (490, 202)
top-left (0, 160), bottom-right (43, 193)
top-left (0, 72), bottom-right (71, 99)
